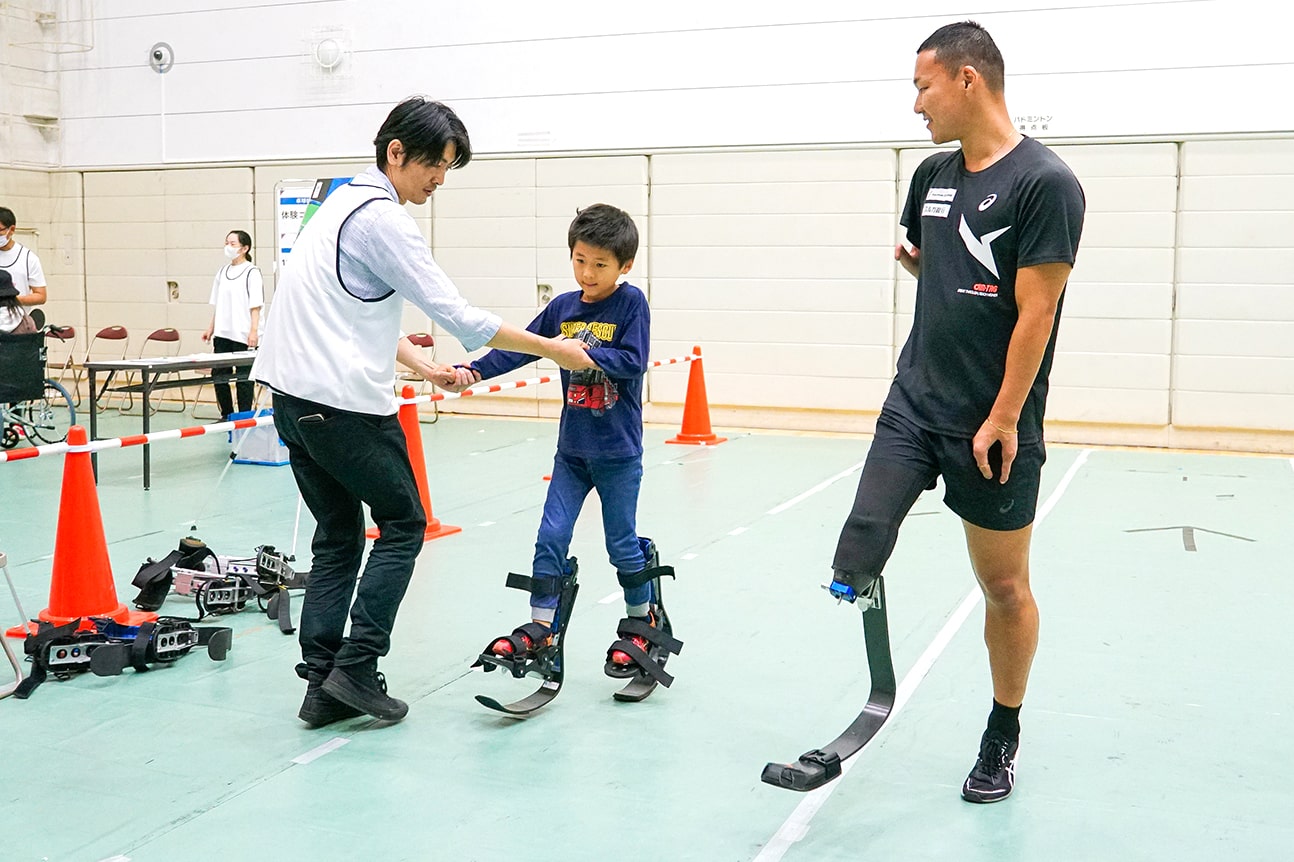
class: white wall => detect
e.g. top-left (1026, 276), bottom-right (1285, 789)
top-left (54, 0), bottom-right (1294, 168)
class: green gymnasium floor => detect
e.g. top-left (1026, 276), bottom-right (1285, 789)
top-left (1, 411), bottom-right (1291, 861)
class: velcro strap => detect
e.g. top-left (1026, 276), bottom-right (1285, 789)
top-left (132, 550), bottom-right (183, 589)
top-left (608, 640), bottom-right (674, 687)
top-left (504, 572), bottom-right (533, 592)
top-left (22, 619), bottom-right (81, 658)
top-left (616, 565), bottom-right (675, 591)
top-left (265, 589), bottom-right (295, 634)
top-left (131, 550), bottom-right (184, 610)
top-left (12, 660), bottom-right (46, 698)
top-left (615, 617), bottom-right (683, 655)
top-left (131, 621), bottom-right (156, 672)
top-left (513, 622), bottom-right (551, 648)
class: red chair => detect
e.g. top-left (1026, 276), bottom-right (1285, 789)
top-left (72, 325), bottom-right (130, 411)
top-left (123, 328), bottom-right (186, 415)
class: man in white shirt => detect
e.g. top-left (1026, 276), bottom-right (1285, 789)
top-left (253, 97), bottom-right (594, 727)
top-left (0, 208), bottom-right (48, 308)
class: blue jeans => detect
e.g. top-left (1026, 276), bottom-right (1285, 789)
top-left (531, 452), bottom-right (649, 612)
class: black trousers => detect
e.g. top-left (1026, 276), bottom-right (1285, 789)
top-left (212, 336), bottom-right (254, 417)
top-left (272, 391), bottom-right (427, 680)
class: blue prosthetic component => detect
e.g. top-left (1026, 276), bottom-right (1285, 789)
top-left (826, 581), bottom-right (859, 603)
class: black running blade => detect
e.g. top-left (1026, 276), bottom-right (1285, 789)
top-left (474, 681), bottom-right (560, 717)
top-left (612, 674), bottom-right (659, 702)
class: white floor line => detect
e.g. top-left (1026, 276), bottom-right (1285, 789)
top-left (729, 526), bottom-right (749, 536)
top-left (753, 448), bottom-right (1091, 862)
top-left (291, 737), bottom-right (349, 765)
top-left (681, 552), bottom-right (698, 561)
top-left (767, 461), bottom-right (866, 516)
top-left (598, 592), bottom-right (621, 604)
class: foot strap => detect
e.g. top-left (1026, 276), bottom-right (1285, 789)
top-left (616, 564), bottom-right (675, 591)
top-left (607, 617), bottom-right (684, 687)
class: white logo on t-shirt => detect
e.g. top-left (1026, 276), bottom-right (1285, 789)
top-left (978, 194), bottom-right (998, 211)
top-left (958, 215), bottom-right (1011, 278)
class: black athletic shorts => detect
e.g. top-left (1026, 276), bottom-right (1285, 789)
top-left (870, 409), bottom-right (1046, 531)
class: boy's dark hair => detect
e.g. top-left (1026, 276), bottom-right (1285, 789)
top-left (567, 204), bottom-right (638, 265)
top-left (229, 229), bottom-right (253, 263)
top-left (0, 207), bottom-right (14, 229)
top-left (374, 97), bottom-right (472, 170)
top-left (918, 21), bottom-right (1005, 93)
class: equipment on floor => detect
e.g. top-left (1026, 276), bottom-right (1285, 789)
top-left (10, 615), bottom-right (232, 698)
top-left (131, 536), bottom-right (308, 634)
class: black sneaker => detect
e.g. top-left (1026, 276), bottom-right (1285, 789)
top-left (961, 730), bottom-right (1019, 803)
top-left (321, 666), bottom-right (409, 722)
top-left (298, 686), bottom-right (365, 728)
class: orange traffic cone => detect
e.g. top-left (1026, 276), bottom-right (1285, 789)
top-left (5, 426), bottom-right (157, 638)
top-left (667, 346), bottom-right (727, 446)
top-left (366, 385), bottom-right (461, 542)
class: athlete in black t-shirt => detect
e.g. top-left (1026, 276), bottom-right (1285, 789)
top-left (832, 21), bottom-right (1084, 803)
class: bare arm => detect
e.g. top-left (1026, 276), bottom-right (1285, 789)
top-left (247, 307), bottom-right (261, 348)
top-left (17, 286), bottom-right (46, 307)
top-left (396, 336), bottom-right (456, 386)
top-left (973, 261), bottom-right (1072, 483)
top-left (895, 244), bottom-right (920, 278)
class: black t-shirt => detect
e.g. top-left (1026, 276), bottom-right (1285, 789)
top-left (885, 137), bottom-right (1085, 443)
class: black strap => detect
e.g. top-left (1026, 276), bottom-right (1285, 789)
top-left (607, 639), bottom-right (675, 687)
top-left (264, 588), bottom-right (295, 634)
top-left (12, 661), bottom-right (44, 698)
top-left (130, 550), bottom-right (184, 611)
top-left (130, 621), bottom-right (156, 672)
top-left (615, 617), bottom-right (684, 655)
top-left (616, 564), bottom-right (675, 591)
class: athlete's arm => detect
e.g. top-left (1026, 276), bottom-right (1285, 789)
top-left (974, 261), bottom-right (1071, 484)
top-left (17, 285), bottom-right (46, 306)
top-left (894, 244), bottom-right (920, 278)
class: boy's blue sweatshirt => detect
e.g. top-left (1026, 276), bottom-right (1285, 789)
top-left (468, 283), bottom-right (649, 458)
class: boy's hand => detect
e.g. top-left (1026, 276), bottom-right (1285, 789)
top-left (549, 336), bottom-right (596, 370)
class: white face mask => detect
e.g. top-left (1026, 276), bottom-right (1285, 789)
top-left (223, 245), bottom-right (241, 260)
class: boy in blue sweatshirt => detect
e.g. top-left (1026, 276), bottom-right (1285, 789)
top-left (450, 204), bottom-right (661, 675)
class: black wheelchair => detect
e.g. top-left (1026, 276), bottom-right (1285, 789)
top-left (0, 310), bottom-right (76, 448)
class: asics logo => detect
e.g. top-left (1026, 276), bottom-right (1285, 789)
top-left (959, 216), bottom-right (1011, 278)
top-left (978, 194), bottom-right (998, 211)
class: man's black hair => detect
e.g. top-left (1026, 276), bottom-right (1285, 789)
top-left (567, 204), bottom-right (638, 265)
top-left (919, 21), bottom-right (1005, 93)
top-left (374, 97), bottom-right (472, 170)
top-left (0, 207), bottom-right (14, 229)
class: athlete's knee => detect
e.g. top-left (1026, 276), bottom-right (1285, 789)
top-left (977, 568), bottom-right (1033, 609)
